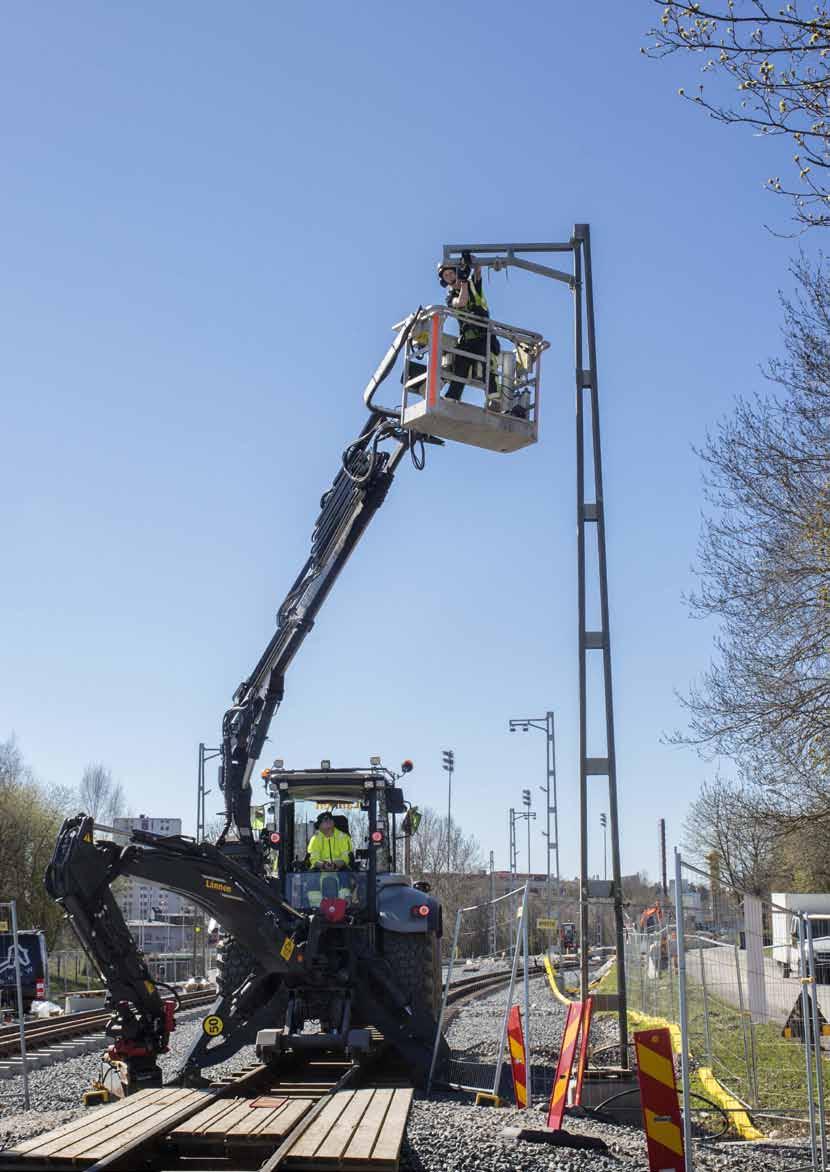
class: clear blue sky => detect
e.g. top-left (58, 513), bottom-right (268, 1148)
top-left (0, 3), bottom-right (810, 880)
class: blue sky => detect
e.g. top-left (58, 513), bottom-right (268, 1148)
top-left (0, 3), bottom-right (811, 880)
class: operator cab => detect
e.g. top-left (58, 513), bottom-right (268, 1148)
top-left (397, 306), bottom-right (548, 454)
top-left (261, 761), bottom-right (410, 921)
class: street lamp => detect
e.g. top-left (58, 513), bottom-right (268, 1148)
top-left (442, 750), bottom-right (455, 873)
top-left (508, 712), bottom-right (559, 927)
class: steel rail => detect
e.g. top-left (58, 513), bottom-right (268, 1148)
top-left (0, 989), bottom-right (217, 1058)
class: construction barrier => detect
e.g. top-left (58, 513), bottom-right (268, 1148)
top-left (507, 1005), bottom-right (528, 1108)
top-left (573, 997), bottom-right (593, 1106)
top-left (546, 999), bottom-right (585, 1130)
top-left (634, 1027), bottom-right (685, 1172)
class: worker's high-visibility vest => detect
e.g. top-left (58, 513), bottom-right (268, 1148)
top-left (307, 827), bottom-right (352, 868)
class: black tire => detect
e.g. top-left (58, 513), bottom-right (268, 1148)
top-left (216, 936), bottom-right (259, 997)
top-left (382, 930), bottom-right (442, 1021)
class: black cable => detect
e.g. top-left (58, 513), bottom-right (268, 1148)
top-left (154, 979), bottom-right (181, 1009)
top-left (409, 431), bottom-right (426, 471)
top-left (585, 1084), bottom-right (730, 1142)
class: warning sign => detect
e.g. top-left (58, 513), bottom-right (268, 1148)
top-left (202, 1014), bottom-right (224, 1037)
top-left (782, 991), bottom-right (830, 1041)
top-left (634, 1028), bottom-right (684, 1172)
top-left (280, 937), bottom-right (295, 962)
top-left (506, 1005), bottom-right (528, 1108)
top-left (547, 1000), bottom-right (585, 1131)
top-left (537, 918), bottom-right (558, 930)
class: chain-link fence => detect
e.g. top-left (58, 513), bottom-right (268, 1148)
top-left (622, 856), bottom-right (830, 1169)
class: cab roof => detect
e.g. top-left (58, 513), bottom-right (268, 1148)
top-left (266, 767), bottom-right (396, 804)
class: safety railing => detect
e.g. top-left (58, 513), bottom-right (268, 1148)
top-left (397, 306), bottom-right (547, 453)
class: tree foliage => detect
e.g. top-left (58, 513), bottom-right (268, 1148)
top-left (646, 1), bottom-right (830, 228)
top-left (0, 737), bottom-right (73, 946)
top-left (677, 255), bottom-right (830, 830)
top-left (78, 762), bottom-right (126, 824)
top-left (406, 806), bottom-right (485, 956)
top-left (683, 776), bottom-right (781, 893)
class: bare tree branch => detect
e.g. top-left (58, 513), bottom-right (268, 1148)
top-left (646, 1), bottom-right (830, 228)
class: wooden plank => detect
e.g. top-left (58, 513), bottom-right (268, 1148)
top-left (88, 1088), bottom-right (221, 1172)
top-left (283, 1090), bottom-right (355, 1161)
top-left (171, 1096), bottom-right (313, 1144)
top-left (79, 1091), bottom-right (208, 1160)
top-left (368, 1089), bottom-right (413, 1166)
top-left (340, 1089), bottom-right (395, 1165)
top-left (61, 1092), bottom-right (199, 1160)
top-left (229, 1097), bottom-right (310, 1139)
top-left (7, 1089), bottom-right (186, 1157)
top-left (314, 1088), bottom-right (374, 1162)
top-left (170, 1097), bottom-right (243, 1137)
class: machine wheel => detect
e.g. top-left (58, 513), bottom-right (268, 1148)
top-left (382, 931), bottom-right (442, 1021)
top-left (216, 936), bottom-right (259, 997)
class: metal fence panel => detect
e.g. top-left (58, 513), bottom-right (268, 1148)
top-left (623, 857), bottom-right (829, 1170)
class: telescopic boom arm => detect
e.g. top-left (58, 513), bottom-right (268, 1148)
top-left (218, 312), bottom-right (430, 849)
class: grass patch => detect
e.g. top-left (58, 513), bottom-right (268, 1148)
top-left (595, 961), bottom-right (617, 995)
top-left (624, 959), bottom-right (830, 1118)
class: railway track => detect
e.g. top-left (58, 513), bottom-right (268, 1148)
top-left (0, 969), bottom-right (520, 1171)
top-left (0, 990), bottom-right (217, 1062)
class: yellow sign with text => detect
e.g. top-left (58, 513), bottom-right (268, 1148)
top-left (202, 1015), bottom-right (224, 1037)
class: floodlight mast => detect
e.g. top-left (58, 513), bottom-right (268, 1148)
top-left (445, 228), bottom-right (629, 1067)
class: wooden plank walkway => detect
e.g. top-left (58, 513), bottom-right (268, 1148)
top-left (0, 1082), bottom-right (413, 1171)
top-left (0, 1088), bottom-right (208, 1169)
top-left (282, 1087), bottom-right (413, 1170)
top-left (170, 1093), bottom-right (314, 1150)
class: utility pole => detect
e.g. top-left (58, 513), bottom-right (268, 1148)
top-left (514, 798), bottom-right (536, 955)
top-left (442, 750), bottom-right (455, 873)
top-left (658, 818), bottom-right (668, 898)
top-left (508, 712), bottom-right (560, 934)
top-left (446, 229), bottom-right (629, 1065)
top-left (196, 743), bottom-right (220, 843)
top-left (509, 807), bottom-right (518, 949)
top-left (489, 850), bottom-right (496, 955)
top-left (600, 812), bottom-right (608, 881)
top-left (521, 788), bottom-right (533, 876)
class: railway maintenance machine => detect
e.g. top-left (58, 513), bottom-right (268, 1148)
top-left (46, 287), bottom-right (548, 1101)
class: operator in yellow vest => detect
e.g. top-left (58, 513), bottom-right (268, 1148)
top-left (307, 811), bottom-right (353, 870)
top-left (305, 812), bottom-right (354, 908)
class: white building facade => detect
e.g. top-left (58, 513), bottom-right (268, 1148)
top-left (112, 816), bottom-right (195, 921)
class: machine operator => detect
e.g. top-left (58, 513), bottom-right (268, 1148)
top-left (307, 811), bottom-right (353, 871)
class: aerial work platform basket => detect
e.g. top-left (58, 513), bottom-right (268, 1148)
top-left (397, 306), bottom-right (547, 454)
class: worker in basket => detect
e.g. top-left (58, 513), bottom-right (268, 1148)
top-left (306, 811), bottom-right (354, 907)
top-left (437, 250), bottom-right (500, 408)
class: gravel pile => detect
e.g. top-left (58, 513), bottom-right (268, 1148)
top-left (446, 972), bottom-right (617, 1068)
top-left (402, 1096), bottom-right (813, 1171)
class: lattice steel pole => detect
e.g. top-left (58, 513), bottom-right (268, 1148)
top-left (573, 223), bottom-right (628, 1062)
top-left (443, 228), bottom-right (628, 1065)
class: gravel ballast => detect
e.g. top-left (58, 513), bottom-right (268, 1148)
top-left (0, 986), bottom-right (818, 1170)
